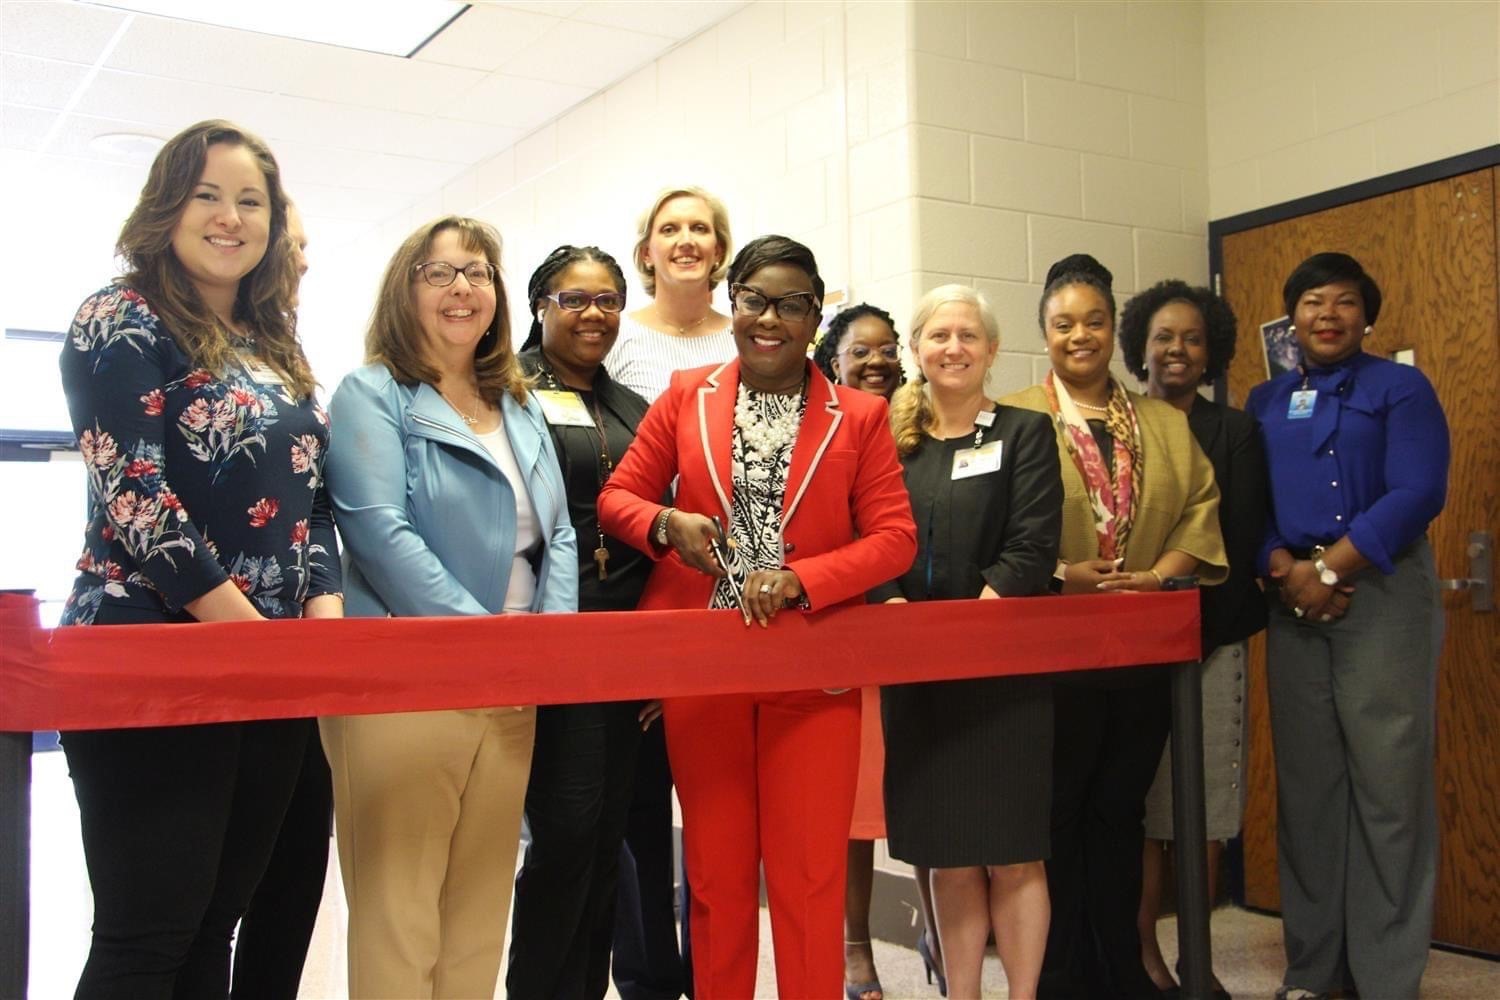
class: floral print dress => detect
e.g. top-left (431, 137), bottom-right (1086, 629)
top-left (58, 284), bottom-right (340, 625)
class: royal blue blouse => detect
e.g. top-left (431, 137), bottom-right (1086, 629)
top-left (58, 285), bottom-right (341, 624)
top-left (1245, 350), bottom-right (1448, 575)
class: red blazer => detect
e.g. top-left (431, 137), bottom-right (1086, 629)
top-left (598, 359), bottom-right (916, 612)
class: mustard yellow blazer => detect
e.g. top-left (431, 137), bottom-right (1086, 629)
top-left (1002, 384), bottom-right (1228, 584)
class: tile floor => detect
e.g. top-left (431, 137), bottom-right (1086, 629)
top-left (25, 751), bottom-right (1500, 998)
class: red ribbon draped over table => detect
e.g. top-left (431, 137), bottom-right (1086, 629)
top-left (0, 591), bottom-right (1199, 732)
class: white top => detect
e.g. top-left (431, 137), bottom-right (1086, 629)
top-left (476, 425), bottom-right (540, 613)
top-left (604, 313), bottom-right (737, 402)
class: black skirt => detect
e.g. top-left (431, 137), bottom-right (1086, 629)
top-left (881, 674), bottom-right (1053, 867)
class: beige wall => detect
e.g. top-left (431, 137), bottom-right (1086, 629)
top-left (350, 1), bottom-right (922, 365)
top-left (1206, 0), bottom-right (1500, 220)
top-left (889, 0), bottom-right (1211, 394)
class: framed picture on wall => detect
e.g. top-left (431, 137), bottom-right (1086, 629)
top-left (1260, 315), bottom-right (1298, 379)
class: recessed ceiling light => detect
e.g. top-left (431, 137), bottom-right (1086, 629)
top-left (88, 0), bottom-right (470, 58)
top-left (89, 131), bottom-right (166, 160)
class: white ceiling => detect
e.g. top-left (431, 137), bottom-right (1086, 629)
top-left (0, 0), bottom-right (746, 327)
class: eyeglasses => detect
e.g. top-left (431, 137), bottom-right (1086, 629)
top-left (546, 290), bottom-right (626, 313)
top-left (730, 284), bottom-right (820, 323)
top-left (414, 260), bottom-right (498, 287)
top-left (840, 344), bottom-right (901, 362)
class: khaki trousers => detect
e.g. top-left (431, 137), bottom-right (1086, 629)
top-left (321, 706), bottom-right (536, 999)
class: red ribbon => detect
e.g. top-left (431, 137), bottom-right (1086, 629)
top-left (0, 591), bottom-right (1198, 731)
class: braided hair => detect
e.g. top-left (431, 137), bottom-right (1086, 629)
top-left (520, 244), bottom-right (628, 352)
top-left (1038, 252), bottom-right (1115, 331)
top-left (813, 302), bottom-right (899, 383)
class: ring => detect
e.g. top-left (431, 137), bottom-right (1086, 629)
top-left (759, 583), bottom-right (772, 594)
top-left (1293, 606), bottom-right (1305, 618)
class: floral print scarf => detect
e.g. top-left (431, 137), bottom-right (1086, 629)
top-left (1043, 371), bottom-right (1143, 561)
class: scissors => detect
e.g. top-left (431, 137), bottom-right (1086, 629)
top-left (709, 516), bottom-right (752, 625)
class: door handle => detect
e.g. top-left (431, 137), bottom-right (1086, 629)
top-left (1439, 531), bottom-right (1492, 612)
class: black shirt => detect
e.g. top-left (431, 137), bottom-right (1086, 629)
top-left (518, 348), bottom-right (653, 613)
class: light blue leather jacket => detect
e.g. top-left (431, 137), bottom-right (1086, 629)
top-left (326, 362), bottom-right (577, 619)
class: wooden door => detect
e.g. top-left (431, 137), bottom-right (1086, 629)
top-left (1219, 167), bottom-right (1500, 955)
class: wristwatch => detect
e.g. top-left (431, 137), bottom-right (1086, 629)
top-left (1312, 546), bottom-right (1339, 586)
top-left (1049, 561), bottom-right (1068, 594)
top-left (653, 506), bottom-right (676, 547)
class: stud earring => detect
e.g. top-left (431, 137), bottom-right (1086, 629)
top-left (1364, 325), bottom-right (1373, 336)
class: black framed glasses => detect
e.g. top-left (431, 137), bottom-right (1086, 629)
top-left (414, 260), bottom-right (497, 287)
top-left (730, 284), bottom-right (820, 322)
top-left (546, 290), bottom-right (626, 313)
top-left (840, 344), bottom-right (901, 362)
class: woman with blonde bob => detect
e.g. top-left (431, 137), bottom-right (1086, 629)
top-left (875, 285), bottom-right (1063, 999)
top-left (323, 216), bottom-right (577, 998)
top-left (606, 185), bottom-right (735, 402)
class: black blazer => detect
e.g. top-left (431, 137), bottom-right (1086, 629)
top-left (872, 405), bottom-right (1062, 602)
top-left (1189, 395), bottom-right (1269, 650)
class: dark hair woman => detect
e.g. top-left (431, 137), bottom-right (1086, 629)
top-left (816, 301), bottom-right (910, 1000)
top-left (1246, 252), bottom-right (1447, 999)
top-left (1001, 253), bottom-right (1227, 1000)
top-left (598, 235), bottom-right (916, 998)
top-left (322, 216), bottom-right (576, 998)
top-left (506, 245), bottom-right (657, 999)
top-left (56, 119), bottom-right (342, 996)
top-left (1119, 279), bottom-right (1267, 998)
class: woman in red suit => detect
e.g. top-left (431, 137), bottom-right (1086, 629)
top-left (598, 235), bottom-right (916, 998)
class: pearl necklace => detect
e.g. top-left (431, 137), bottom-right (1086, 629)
top-left (734, 384), bottom-right (802, 468)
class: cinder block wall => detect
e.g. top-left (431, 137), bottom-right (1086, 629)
top-left (1206, 1), bottom-right (1500, 220)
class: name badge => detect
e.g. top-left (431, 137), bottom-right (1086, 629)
top-left (952, 439), bottom-right (1002, 480)
top-left (535, 389), bottom-right (595, 427)
top-left (237, 351), bottom-right (284, 386)
top-left (1287, 389), bottom-right (1317, 420)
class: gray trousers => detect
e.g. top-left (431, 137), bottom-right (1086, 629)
top-left (1266, 539), bottom-right (1441, 998)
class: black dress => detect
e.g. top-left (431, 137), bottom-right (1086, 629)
top-left (876, 405), bottom-right (1063, 867)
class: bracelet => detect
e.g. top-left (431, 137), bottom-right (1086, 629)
top-left (1146, 569), bottom-right (1163, 588)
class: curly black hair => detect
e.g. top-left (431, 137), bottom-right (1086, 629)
top-left (1118, 279), bottom-right (1238, 384)
top-left (812, 302), bottom-right (898, 382)
top-left (519, 244), bottom-right (627, 352)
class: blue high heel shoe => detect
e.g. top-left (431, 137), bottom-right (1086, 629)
top-left (916, 930), bottom-right (948, 997)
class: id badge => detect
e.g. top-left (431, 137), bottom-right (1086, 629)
top-left (535, 389), bottom-right (595, 427)
top-left (1287, 389), bottom-right (1317, 420)
top-left (952, 439), bottom-right (1003, 479)
top-left (237, 351), bottom-right (285, 386)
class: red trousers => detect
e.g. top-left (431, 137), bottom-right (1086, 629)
top-left (664, 688), bottom-right (861, 998)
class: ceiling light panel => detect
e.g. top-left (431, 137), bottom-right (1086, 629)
top-left (88, 0), bottom-right (468, 58)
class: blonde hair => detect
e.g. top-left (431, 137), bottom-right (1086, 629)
top-left (365, 216), bottom-right (529, 405)
top-left (889, 284), bottom-right (1000, 456)
top-left (632, 186), bottom-right (732, 296)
